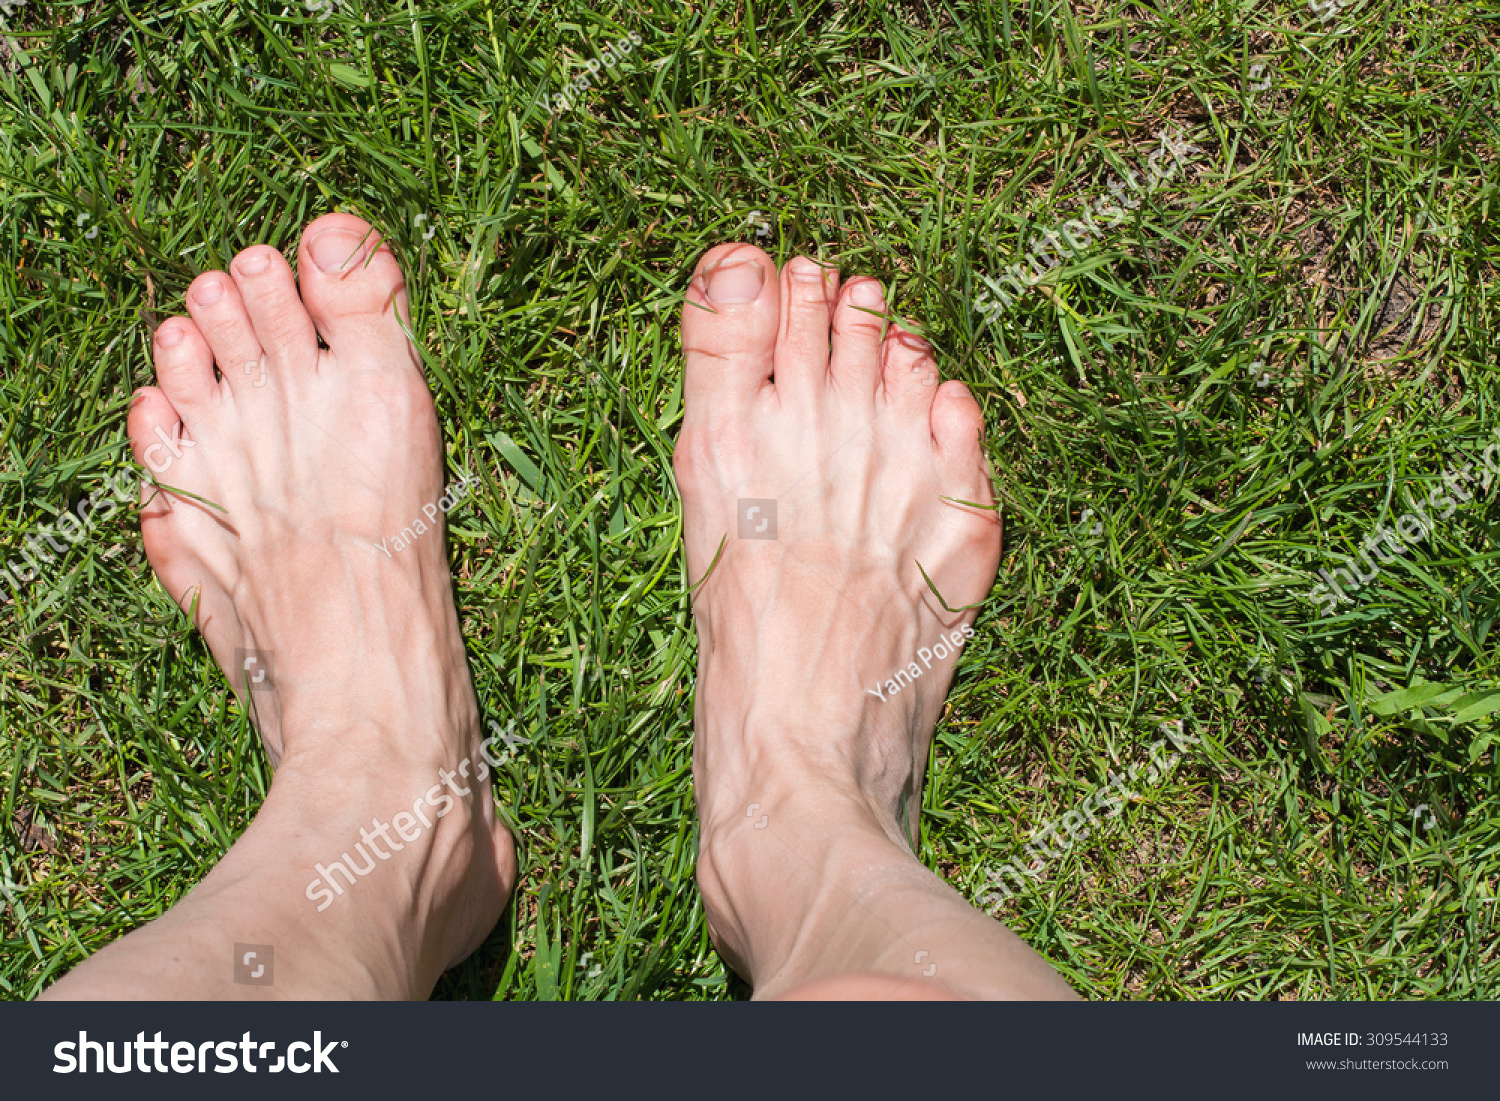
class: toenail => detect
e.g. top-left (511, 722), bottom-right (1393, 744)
top-left (234, 251), bottom-right (271, 276)
top-left (157, 325), bottom-right (184, 348)
top-left (897, 330), bottom-right (931, 352)
top-left (850, 280), bottom-right (884, 310)
top-left (787, 257), bottom-right (827, 284)
top-left (309, 229), bottom-right (367, 273)
top-left (193, 280), bottom-right (224, 306)
top-left (702, 259), bottom-right (766, 305)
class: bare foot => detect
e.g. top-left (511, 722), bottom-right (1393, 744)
top-left (677, 246), bottom-right (1071, 999)
top-left (45, 214), bottom-right (513, 999)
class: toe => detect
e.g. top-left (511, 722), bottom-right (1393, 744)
top-left (296, 213), bottom-right (419, 371)
top-left (829, 277), bottom-right (888, 399)
top-left (230, 243), bottom-right (319, 374)
top-left (127, 387), bottom-right (183, 516)
top-left (773, 256), bottom-right (838, 396)
top-left (881, 323), bottom-right (940, 405)
top-left (923, 380), bottom-right (1001, 607)
top-left (680, 243), bottom-right (779, 410)
top-left (150, 316), bottom-right (219, 412)
top-left (186, 272), bottom-right (267, 394)
top-left (930, 380), bottom-right (996, 511)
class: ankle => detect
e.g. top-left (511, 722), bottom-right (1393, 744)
top-left (275, 679), bottom-right (482, 769)
top-left (240, 607), bottom-right (478, 764)
top-left (694, 711), bottom-right (919, 858)
top-left (263, 743), bottom-right (515, 988)
top-left (696, 781), bottom-right (906, 977)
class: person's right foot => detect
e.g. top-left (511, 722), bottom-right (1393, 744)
top-left (61, 213), bottom-right (516, 997)
top-left (678, 247), bottom-right (1071, 999)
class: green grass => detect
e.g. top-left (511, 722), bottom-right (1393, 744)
top-left (2, 0), bottom-right (1498, 1000)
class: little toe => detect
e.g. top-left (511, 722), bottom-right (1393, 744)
top-left (930, 380), bottom-right (996, 511)
top-left (881, 323), bottom-right (941, 405)
top-left (230, 243), bottom-right (319, 374)
top-left (127, 387), bottom-right (184, 517)
top-left (679, 243), bottom-right (779, 410)
top-left (773, 256), bottom-right (838, 396)
top-left (296, 213), bottom-right (419, 371)
top-left (150, 316), bottom-right (219, 413)
top-left (829, 277), bottom-right (889, 398)
top-left (185, 272), bottom-right (266, 393)
top-left (923, 380), bottom-right (1001, 608)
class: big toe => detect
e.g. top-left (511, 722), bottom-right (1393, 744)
top-left (680, 243), bottom-right (779, 412)
top-left (296, 213), bottom-right (419, 371)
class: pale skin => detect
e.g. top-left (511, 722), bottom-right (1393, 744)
top-left (40, 216), bottom-right (1073, 1001)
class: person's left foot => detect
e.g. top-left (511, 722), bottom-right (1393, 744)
top-left (673, 248), bottom-right (1078, 999)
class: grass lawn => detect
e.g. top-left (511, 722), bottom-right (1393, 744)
top-left (1, 0), bottom-right (1497, 1001)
